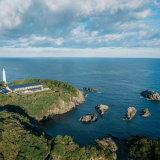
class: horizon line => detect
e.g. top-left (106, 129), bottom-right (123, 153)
top-left (0, 57), bottom-right (160, 59)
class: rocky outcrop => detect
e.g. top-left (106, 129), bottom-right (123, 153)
top-left (43, 90), bottom-right (85, 120)
top-left (83, 87), bottom-right (100, 92)
top-left (124, 107), bottom-right (137, 120)
top-left (95, 104), bottom-right (109, 115)
top-left (141, 90), bottom-right (160, 101)
top-left (79, 113), bottom-right (98, 122)
top-left (141, 108), bottom-right (151, 118)
top-left (96, 137), bottom-right (118, 160)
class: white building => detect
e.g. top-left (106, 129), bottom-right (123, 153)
top-left (6, 82), bottom-right (43, 94)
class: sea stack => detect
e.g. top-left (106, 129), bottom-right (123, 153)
top-left (141, 108), bottom-right (151, 118)
top-left (95, 104), bottom-right (109, 115)
top-left (79, 113), bottom-right (98, 122)
top-left (124, 107), bottom-right (137, 120)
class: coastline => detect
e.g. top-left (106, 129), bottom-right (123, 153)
top-left (43, 90), bottom-right (85, 120)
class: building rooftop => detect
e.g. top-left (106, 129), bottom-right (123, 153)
top-left (0, 88), bottom-right (4, 92)
top-left (8, 82), bottom-right (42, 91)
top-left (2, 90), bottom-right (10, 94)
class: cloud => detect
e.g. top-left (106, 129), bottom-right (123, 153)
top-left (0, 0), bottom-right (31, 30)
top-left (0, 0), bottom-right (159, 50)
top-left (134, 9), bottom-right (151, 18)
top-left (0, 35), bottom-right (64, 47)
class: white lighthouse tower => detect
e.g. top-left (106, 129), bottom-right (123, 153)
top-left (3, 68), bottom-right (6, 84)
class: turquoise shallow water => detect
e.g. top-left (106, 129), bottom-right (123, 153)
top-left (0, 58), bottom-right (160, 159)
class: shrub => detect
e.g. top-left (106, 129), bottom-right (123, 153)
top-left (128, 136), bottom-right (160, 160)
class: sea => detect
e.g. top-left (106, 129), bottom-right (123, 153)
top-left (0, 58), bottom-right (160, 159)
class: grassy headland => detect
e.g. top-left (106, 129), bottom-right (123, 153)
top-left (0, 79), bottom-right (85, 120)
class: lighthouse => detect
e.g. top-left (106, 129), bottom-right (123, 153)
top-left (3, 68), bottom-right (6, 84)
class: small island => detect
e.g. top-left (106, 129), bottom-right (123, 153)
top-left (79, 113), bottom-right (98, 122)
top-left (141, 108), bottom-right (151, 118)
top-left (95, 104), bottom-right (109, 115)
top-left (123, 107), bottom-right (137, 120)
top-left (141, 90), bottom-right (160, 101)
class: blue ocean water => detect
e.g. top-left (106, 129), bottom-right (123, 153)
top-left (0, 58), bottom-right (160, 158)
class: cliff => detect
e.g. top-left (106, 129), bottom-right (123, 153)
top-left (49, 90), bottom-right (85, 115)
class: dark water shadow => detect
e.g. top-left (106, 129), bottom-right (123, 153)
top-left (4, 104), bottom-right (34, 120)
top-left (1, 105), bottom-right (52, 139)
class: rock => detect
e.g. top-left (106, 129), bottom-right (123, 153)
top-left (124, 107), bottom-right (137, 120)
top-left (141, 90), bottom-right (160, 101)
top-left (141, 108), bottom-right (151, 118)
top-left (91, 114), bottom-right (98, 122)
top-left (79, 115), bottom-right (92, 122)
top-left (83, 87), bottom-right (100, 92)
top-left (95, 104), bottom-right (109, 115)
top-left (96, 137), bottom-right (118, 153)
top-left (79, 113), bottom-right (97, 122)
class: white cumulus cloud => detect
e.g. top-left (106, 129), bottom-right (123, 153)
top-left (0, 0), bottom-right (159, 49)
top-left (0, 0), bottom-right (31, 29)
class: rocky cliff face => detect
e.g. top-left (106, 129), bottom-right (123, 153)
top-left (96, 137), bottom-right (118, 160)
top-left (44, 90), bottom-right (85, 120)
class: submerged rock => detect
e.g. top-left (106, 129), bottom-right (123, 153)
top-left (141, 90), bottom-right (160, 101)
top-left (141, 108), bottom-right (151, 118)
top-left (83, 87), bottom-right (100, 92)
top-left (95, 104), bottom-right (109, 115)
top-left (124, 107), bottom-right (137, 120)
top-left (79, 113), bottom-right (97, 122)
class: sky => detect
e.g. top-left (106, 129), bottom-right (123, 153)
top-left (0, 0), bottom-right (160, 57)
